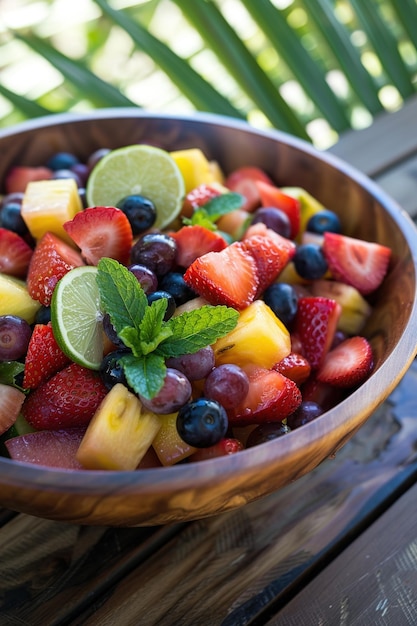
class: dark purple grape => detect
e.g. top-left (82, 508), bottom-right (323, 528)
top-left (87, 148), bottom-right (110, 171)
top-left (102, 313), bottom-right (125, 348)
top-left (176, 398), bottom-right (228, 448)
top-left (117, 195), bottom-right (157, 235)
top-left (51, 169), bottom-right (83, 187)
top-left (47, 151), bottom-right (80, 171)
top-left (166, 346), bottom-right (215, 381)
top-left (307, 209), bottom-right (341, 235)
top-left (70, 163), bottom-right (89, 187)
top-left (0, 315), bottom-right (32, 361)
top-left (286, 401), bottom-right (323, 429)
top-left (251, 206), bottom-right (292, 238)
top-left (263, 283), bottom-right (298, 327)
top-left (130, 233), bottom-right (177, 276)
top-left (139, 368), bottom-right (192, 414)
top-left (159, 271), bottom-right (197, 305)
top-left (128, 264), bottom-right (158, 294)
top-left (99, 349), bottom-right (130, 390)
top-left (293, 243), bottom-right (328, 280)
top-left (246, 422), bottom-right (291, 447)
top-left (204, 364), bottom-right (249, 408)
top-left (147, 291), bottom-right (176, 320)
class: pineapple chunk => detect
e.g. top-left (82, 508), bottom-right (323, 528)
top-left (170, 148), bottom-right (224, 192)
top-left (21, 178), bottom-right (83, 243)
top-left (310, 279), bottom-right (372, 334)
top-left (213, 299), bottom-right (291, 369)
top-left (76, 384), bottom-right (161, 471)
top-left (152, 413), bottom-right (196, 466)
top-left (0, 274), bottom-right (41, 323)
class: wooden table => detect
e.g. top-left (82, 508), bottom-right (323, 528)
top-left (2, 98), bottom-right (417, 626)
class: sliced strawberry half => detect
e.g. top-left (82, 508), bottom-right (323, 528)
top-left (27, 232), bottom-right (84, 306)
top-left (22, 362), bottom-right (108, 430)
top-left (255, 180), bottom-right (301, 239)
top-left (181, 183), bottom-right (224, 218)
top-left (273, 352), bottom-right (311, 386)
top-left (227, 364), bottom-right (302, 426)
top-left (5, 166), bottom-right (52, 194)
top-left (0, 228), bottom-right (33, 278)
top-left (170, 224), bottom-right (227, 268)
top-left (0, 383), bottom-right (26, 436)
top-left (293, 296), bottom-right (341, 369)
top-left (23, 322), bottom-right (71, 389)
top-left (224, 166), bottom-right (273, 212)
top-left (64, 206), bottom-right (133, 266)
top-left (317, 335), bottom-right (374, 388)
top-left (243, 222), bottom-right (296, 261)
top-left (183, 241), bottom-right (259, 309)
top-left (322, 232), bottom-right (391, 295)
top-left (189, 438), bottom-right (244, 462)
top-left (242, 233), bottom-right (293, 295)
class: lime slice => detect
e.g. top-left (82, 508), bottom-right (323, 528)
top-left (51, 266), bottom-right (104, 370)
top-left (86, 144), bottom-right (186, 229)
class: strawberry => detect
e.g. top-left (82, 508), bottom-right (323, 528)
top-left (317, 335), bottom-right (374, 388)
top-left (322, 232), bottom-right (391, 295)
top-left (27, 232), bottom-right (84, 306)
top-left (64, 206), bottom-right (133, 266)
top-left (293, 296), bottom-right (341, 369)
top-left (23, 322), bottom-right (71, 389)
top-left (5, 166), bottom-right (52, 194)
top-left (224, 166), bottom-right (273, 212)
top-left (243, 222), bottom-right (296, 261)
top-left (183, 241), bottom-right (259, 309)
top-left (227, 364), bottom-right (302, 426)
top-left (189, 438), bottom-right (244, 461)
top-left (242, 233), bottom-right (292, 295)
top-left (170, 224), bottom-right (227, 268)
top-left (181, 183), bottom-right (223, 218)
top-left (0, 383), bottom-right (26, 436)
top-left (255, 180), bottom-right (301, 239)
top-left (0, 228), bottom-right (33, 278)
top-left (5, 428), bottom-right (86, 469)
top-left (273, 352), bottom-right (311, 386)
top-left (22, 362), bottom-right (108, 430)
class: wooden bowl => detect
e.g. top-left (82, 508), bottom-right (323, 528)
top-left (0, 110), bottom-right (416, 526)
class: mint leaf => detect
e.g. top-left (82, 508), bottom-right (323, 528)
top-left (97, 258), bottom-right (147, 339)
top-left (121, 352), bottom-right (166, 400)
top-left (183, 192), bottom-right (244, 230)
top-left (119, 327), bottom-right (142, 356)
top-left (0, 361), bottom-right (25, 389)
top-left (139, 299), bottom-right (173, 355)
top-left (157, 305), bottom-right (238, 357)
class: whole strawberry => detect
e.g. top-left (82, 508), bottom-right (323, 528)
top-left (22, 362), bottom-right (108, 430)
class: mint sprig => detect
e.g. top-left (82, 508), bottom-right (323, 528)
top-left (183, 192), bottom-right (244, 230)
top-left (96, 258), bottom-right (239, 399)
top-left (0, 361), bottom-right (25, 391)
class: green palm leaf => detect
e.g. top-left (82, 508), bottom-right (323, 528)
top-left (388, 0), bottom-right (417, 52)
top-left (0, 83), bottom-right (52, 119)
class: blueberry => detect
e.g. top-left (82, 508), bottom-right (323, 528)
top-left (0, 200), bottom-right (28, 236)
top-left (263, 283), bottom-right (298, 327)
top-left (117, 195), bottom-right (157, 235)
top-left (293, 243), bottom-right (328, 280)
top-left (246, 422), bottom-right (291, 447)
top-left (147, 290), bottom-right (176, 320)
top-left (99, 349), bottom-right (130, 390)
top-left (34, 306), bottom-right (51, 325)
top-left (159, 272), bottom-right (197, 305)
top-left (176, 398), bottom-right (228, 448)
top-left (306, 209), bottom-right (341, 235)
top-left (47, 152), bottom-right (80, 171)
top-left (286, 401), bottom-right (323, 429)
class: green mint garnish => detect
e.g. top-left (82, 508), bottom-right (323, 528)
top-left (183, 192), bottom-right (244, 230)
top-left (0, 361), bottom-right (25, 391)
top-left (96, 258), bottom-right (239, 400)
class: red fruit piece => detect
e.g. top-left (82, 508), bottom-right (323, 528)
top-left (293, 296), bottom-right (341, 369)
top-left (27, 232), bottom-right (84, 306)
top-left (243, 222), bottom-right (296, 261)
top-left (5, 166), bottom-right (52, 194)
top-left (242, 234), bottom-right (292, 295)
top-left (317, 335), bottom-right (374, 388)
top-left (170, 224), bottom-right (227, 268)
top-left (0, 383), bottom-right (26, 436)
top-left (255, 180), bottom-right (301, 239)
top-left (6, 428), bottom-right (87, 469)
top-left (225, 166), bottom-right (273, 212)
top-left (189, 438), bottom-right (244, 462)
top-left (322, 232), bottom-right (391, 295)
top-left (181, 183), bottom-right (223, 218)
top-left (183, 241), bottom-right (259, 309)
top-left (64, 206), bottom-right (133, 266)
top-left (228, 365), bottom-right (302, 426)
top-left (274, 352), bottom-right (311, 386)
top-left (22, 362), bottom-right (108, 430)
top-left (23, 322), bottom-right (71, 389)
top-left (0, 228), bottom-right (33, 278)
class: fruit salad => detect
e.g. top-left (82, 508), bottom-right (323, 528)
top-left (0, 143), bottom-right (391, 471)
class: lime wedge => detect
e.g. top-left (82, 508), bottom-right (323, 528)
top-left (86, 144), bottom-right (186, 229)
top-left (51, 266), bottom-right (104, 370)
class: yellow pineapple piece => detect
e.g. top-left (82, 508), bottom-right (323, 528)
top-left (152, 413), bottom-right (196, 466)
top-left (170, 148), bottom-right (224, 192)
top-left (21, 178), bottom-right (83, 243)
top-left (310, 279), bottom-right (372, 334)
top-left (282, 187), bottom-right (326, 241)
top-left (213, 299), bottom-right (291, 369)
top-left (76, 384), bottom-right (161, 471)
top-left (0, 274), bottom-right (41, 323)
